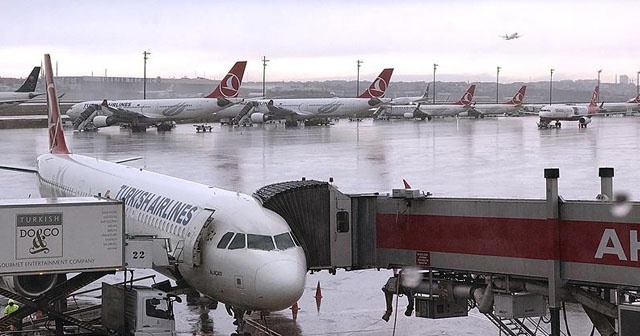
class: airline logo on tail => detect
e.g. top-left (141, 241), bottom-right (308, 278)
top-left (588, 86), bottom-right (600, 114)
top-left (205, 61), bottom-right (247, 98)
top-left (44, 54), bottom-right (69, 155)
top-left (454, 85), bottom-right (476, 105)
top-left (507, 86), bottom-right (527, 105)
top-left (358, 68), bottom-right (394, 99)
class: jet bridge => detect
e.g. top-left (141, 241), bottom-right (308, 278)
top-left (254, 168), bottom-right (640, 336)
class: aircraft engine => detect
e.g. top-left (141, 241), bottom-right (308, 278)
top-left (403, 112), bottom-right (415, 119)
top-left (92, 115), bottom-right (119, 128)
top-left (579, 116), bottom-right (592, 125)
top-left (2, 274), bottom-right (65, 297)
top-left (250, 113), bottom-right (270, 123)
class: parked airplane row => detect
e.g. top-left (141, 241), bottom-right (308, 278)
top-left (3, 62), bottom-right (640, 131)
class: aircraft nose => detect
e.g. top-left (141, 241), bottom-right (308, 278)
top-left (254, 259), bottom-right (306, 311)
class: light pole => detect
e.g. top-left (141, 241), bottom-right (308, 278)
top-left (433, 63), bottom-right (438, 104)
top-left (143, 50), bottom-right (151, 99)
top-left (549, 68), bottom-right (554, 105)
top-left (597, 69), bottom-right (602, 103)
top-left (356, 60), bottom-right (363, 97)
top-left (637, 71), bottom-right (639, 97)
top-left (496, 66), bottom-right (501, 103)
top-left (262, 56), bottom-right (269, 98)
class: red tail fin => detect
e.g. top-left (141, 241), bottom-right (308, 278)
top-left (453, 84), bottom-right (475, 105)
top-left (358, 68), bottom-right (394, 98)
top-left (506, 85), bottom-right (526, 105)
top-left (205, 61), bottom-right (247, 98)
top-left (589, 86), bottom-right (599, 107)
top-left (44, 54), bottom-right (70, 154)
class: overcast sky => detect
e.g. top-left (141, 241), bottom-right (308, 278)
top-left (1, 0), bottom-right (638, 83)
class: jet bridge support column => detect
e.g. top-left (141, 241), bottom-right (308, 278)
top-left (544, 168), bottom-right (562, 336)
top-left (599, 167), bottom-right (614, 200)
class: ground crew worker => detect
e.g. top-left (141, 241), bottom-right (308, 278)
top-left (4, 299), bottom-right (21, 332)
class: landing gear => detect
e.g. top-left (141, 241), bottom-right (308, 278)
top-left (284, 120), bottom-right (299, 127)
top-left (226, 305), bottom-right (251, 336)
top-left (131, 124), bottom-right (147, 132)
top-left (157, 121), bottom-right (175, 132)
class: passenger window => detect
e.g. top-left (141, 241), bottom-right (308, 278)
top-left (228, 233), bottom-right (246, 250)
top-left (217, 232), bottom-right (235, 249)
top-left (337, 211), bottom-right (350, 233)
top-left (274, 233), bottom-right (295, 250)
top-left (247, 234), bottom-right (275, 251)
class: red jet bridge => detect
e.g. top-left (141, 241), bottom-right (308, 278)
top-left (254, 168), bottom-right (640, 336)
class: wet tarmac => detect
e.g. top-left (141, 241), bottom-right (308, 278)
top-left (2, 115), bottom-right (635, 335)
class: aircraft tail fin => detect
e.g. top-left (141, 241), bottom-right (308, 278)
top-left (420, 83), bottom-right (430, 100)
top-left (506, 85), bottom-right (527, 105)
top-left (589, 86), bottom-right (599, 107)
top-left (358, 68), bottom-right (394, 98)
top-left (453, 84), bottom-right (476, 105)
top-left (44, 54), bottom-right (70, 154)
top-left (15, 66), bottom-right (41, 93)
top-left (205, 61), bottom-right (248, 98)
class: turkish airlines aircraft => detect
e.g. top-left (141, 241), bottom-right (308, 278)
top-left (0, 66), bottom-right (43, 110)
top-left (376, 84), bottom-right (475, 121)
top-left (66, 61), bottom-right (249, 132)
top-left (467, 85), bottom-right (527, 117)
top-left (246, 68), bottom-right (394, 126)
top-left (3, 54), bottom-right (307, 335)
top-left (598, 93), bottom-right (640, 114)
top-left (537, 86), bottom-right (600, 129)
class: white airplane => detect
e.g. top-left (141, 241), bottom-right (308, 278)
top-left (1, 54), bottom-right (307, 335)
top-left (598, 93), bottom-right (640, 114)
top-left (501, 32), bottom-right (521, 40)
top-left (245, 68), bottom-right (394, 126)
top-left (0, 67), bottom-right (43, 110)
top-left (377, 85), bottom-right (476, 121)
top-left (537, 86), bottom-right (600, 129)
top-left (389, 83), bottom-right (430, 105)
top-left (466, 85), bottom-right (527, 118)
top-left (66, 61), bottom-right (249, 132)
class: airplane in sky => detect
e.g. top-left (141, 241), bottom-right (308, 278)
top-left (501, 32), bottom-right (522, 40)
top-left (66, 61), bottom-right (249, 132)
top-left (389, 83), bottom-right (430, 105)
top-left (537, 86), bottom-right (600, 129)
top-left (232, 68), bottom-right (394, 126)
top-left (1, 54), bottom-right (307, 335)
top-left (376, 85), bottom-right (476, 121)
top-left (466, 85), bottom-right (527, 118)
top-left (0, 66), bottom-right (43, 110)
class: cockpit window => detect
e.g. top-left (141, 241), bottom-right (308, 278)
top-left (247, 234), bottom-right (275, 251)
top-left (217, 232), bottom-right (234, 249)
top-left (228, 233), bottom-right (246, 250)
top-left (274, 232), bottom-right (295, 250)
top-left (290, 232), bottom-right (301, 247)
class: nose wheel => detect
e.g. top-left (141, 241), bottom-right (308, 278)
top-left (227, 305), bottom-right (251, 336)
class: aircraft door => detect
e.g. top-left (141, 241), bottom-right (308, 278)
top-left (330, 189), bottom-right (352, 268)
top-left (182, 209), bottom-right (216, 267)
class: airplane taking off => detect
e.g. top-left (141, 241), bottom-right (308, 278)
top-left (66, 61), bottom-right (249, 132)
top-left (1, 54), bottom-right (307, 335)
top-left (537, 86), bottom-right (600, 129)
top-left (241, 68), bottom-right (394, 126)
top-left (501, 32), bottom-right (521, 40)
top-left (389, 83), bottom-right (430, 105)
top-left (467, 85), bottom-right (527, 118)
top-left (376, 85), bottom-right (475, 121)
top-left (0, 66), bottom-right (43, 110)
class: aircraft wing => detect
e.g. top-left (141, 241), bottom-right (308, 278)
top-left (264, 100), bottom-right (305, 118)
top-left (100, 103), bottom-right (150, 120)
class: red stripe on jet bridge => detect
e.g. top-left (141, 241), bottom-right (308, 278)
top-left (376, 214), bottom-right (560, 260)
top-left (560, 220), bottom-right (640, 267)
